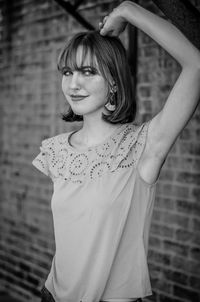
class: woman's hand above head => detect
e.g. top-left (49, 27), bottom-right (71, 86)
top-left (99, 1), bottom-right (131, 36)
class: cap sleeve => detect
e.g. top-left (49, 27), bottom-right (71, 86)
top-left (32, 138), bottom-right (52, 179)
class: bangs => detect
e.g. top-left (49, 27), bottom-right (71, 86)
top-left (57, 36), bottom-right (99, 72)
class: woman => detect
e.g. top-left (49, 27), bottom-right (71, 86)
top-left (32, 1), bottom-right (200, 302)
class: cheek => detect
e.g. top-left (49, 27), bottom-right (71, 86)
top-left (61, 78), bottom-right (68, 93)
top-left (90, 79), bottom-right (108, 99)
top-left (61, 79), bottom-right (72, 106)
top-left (61, 78), bottom-right (65, 92)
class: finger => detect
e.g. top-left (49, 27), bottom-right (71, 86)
top-left (100, 27), bottom-right (108, 36)
top-left (99, 22), bottom-right (103, 30)
top-left (99, 14), bottom-right (115, 36)
top-left (103, 15), bottom-right (109, 24)
top-left (99, 15), bottom-right (108, 32)
top-left (99, 21), bottom-right (108, 35)
top-left (100, 27), bottom-right (106, 36)
top-left (100, 27), bottom-right (113, 36)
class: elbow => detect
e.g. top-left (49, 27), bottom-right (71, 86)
top-left (181, 64), bottom-right (200, 77)
top-left (181, 56), bottom-right (200, 71)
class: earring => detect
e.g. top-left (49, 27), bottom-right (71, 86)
top-left (105, 84), bottom-right (117, 112)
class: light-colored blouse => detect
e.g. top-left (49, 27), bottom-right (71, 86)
top-left (32, 121), bottom-right (157, 302)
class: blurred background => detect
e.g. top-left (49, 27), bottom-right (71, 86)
top-left (0, 0), bottom-right (200, 301)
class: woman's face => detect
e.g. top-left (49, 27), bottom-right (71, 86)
top-left (61, 47), bottom-right (109, 117)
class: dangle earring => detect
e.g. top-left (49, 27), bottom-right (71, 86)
top-left (105, 84), bottom-right (117, 112)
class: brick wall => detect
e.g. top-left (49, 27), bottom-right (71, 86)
top-left (0, 0), bottom-right (199, 301)
top-left (138, 1), bottom-right (200, 302)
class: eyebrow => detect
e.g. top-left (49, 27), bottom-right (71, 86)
top-left (63, 65), bottom-right (98, 71)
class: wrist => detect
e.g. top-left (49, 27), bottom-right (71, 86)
top-left (119, 1), bottom-right (141, 27)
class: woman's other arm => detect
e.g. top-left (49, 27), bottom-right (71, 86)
top-left (100, 1), bottom-right (200, 184)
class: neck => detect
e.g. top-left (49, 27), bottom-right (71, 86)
top-left (80, 113), bottom-right (119, 145)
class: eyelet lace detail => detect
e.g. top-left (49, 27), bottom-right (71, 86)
top-left (32, 122), bottom-right (149, 183)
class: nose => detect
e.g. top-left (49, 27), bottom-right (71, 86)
top-left (69, 71), bottom-right (81, 90)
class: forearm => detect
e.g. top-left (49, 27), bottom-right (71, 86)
top-left (122, 2), bottom-right (200, 68)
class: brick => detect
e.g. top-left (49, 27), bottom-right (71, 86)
top-left (175, 199), bottom-right (199, 216)
top-left (193, 233), bottom-right (200, 245)
top-left (192, 218), bottom-right (200, 232)
top-left (173, 285), bottom-right (200, 302)
top-left (164, 269), bottom-right (188, 286)
top-left (142, 100), bottom-right (152, 112)
top-left (18, 262), bottom-right (31, 273)
top-left (159, 169), bottom-right (175, 182)
top-left (142, 45), bottom-right (157, 57)
top-left (179, 127), bottom-right (192, 140)
top-left (179, 142), bottom-right (200, 156)
top-left (173, 185), bottom-right (190, 199)
top-left (157, 183), bottom-right (190, 199)
top-left (163, 212), bottom-right (189, 229)
top-left (191, 187), bottom-right (200, 202)
top-left (189, 276), bottom-right (200, 291)
top-left (176, 171), bottom-right (200, 185)
top-left (172, 256), bottom-right (200, 275)
top-left (196, 130), bottom-right (200, 142)
top-left (138, 85), bottom-right (152, 97)
top-left (148, 263), bottom-right (163, 279)
top-left (166, 156), bottom-right (194, 171)
top-left (149, 235), bottom-right (162, 249)
top-left (150, 223), bottom-right (174, 238)
top-left (175, 229), bottom-right (193, 243)
top-left (190, 247), bottom-right (200, 261)
top-left (26, 274), bottom-right (40, 287)
top-left (151, 276), bottom-right (172, 294)
top-left (163, 240), bottom-right (189, 257)
top-left (152, 209), bottom-right (162, 222)
top-left (137, 72), bottom-right (152, 83)
top-left (154, 196), bottom-right (175, 211)
top-left (148, 249), bottom-right (171, 266)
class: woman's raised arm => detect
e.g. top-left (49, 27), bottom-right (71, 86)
top-left (100, 1), bottom-right (200, 184)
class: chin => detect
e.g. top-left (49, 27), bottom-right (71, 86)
top-left (72, 105), bottom-right (104, 117)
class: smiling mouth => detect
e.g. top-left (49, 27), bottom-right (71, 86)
top-left (70, 95), bottom-right (89, 101)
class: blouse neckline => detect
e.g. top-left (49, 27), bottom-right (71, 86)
top-left (67, 124), bottom-right (127, 152)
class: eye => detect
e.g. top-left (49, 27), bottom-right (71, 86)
top-left (83, 70), bottom-right (92, 76)
top-left (62, 68), bottom-right (72, 76)
top-left (64, 71), bottom-right (71, 76)
top-left (81, 67), bottom-right (97, 76)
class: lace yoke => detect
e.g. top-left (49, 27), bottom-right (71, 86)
top-left (32, 122), bottom-right (149, 183)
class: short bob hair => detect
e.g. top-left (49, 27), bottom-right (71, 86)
top-left (57, 30), bottom-right (136, 124)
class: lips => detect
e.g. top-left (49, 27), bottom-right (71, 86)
top-left (70, 95), bottom-right (88, 102)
